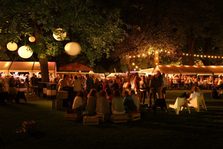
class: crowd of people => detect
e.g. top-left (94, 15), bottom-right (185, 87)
top-left (1, 70), bottom-right (222, 116)
top-left (167, 74), bottom-right (223, 90)
top-left (0, 74), bottom-right (29, 104)
top-left (55, 71), bottom-right (168, 121)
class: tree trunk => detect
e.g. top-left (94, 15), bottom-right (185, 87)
top-left (39, 57), bottom-right (49, 82)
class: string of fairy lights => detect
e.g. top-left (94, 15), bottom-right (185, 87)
top-left (182, 53), bottom-right (223, 59)
top-left (127, 50), bottom-right (223, 59)
top-left (126, 49), bottom-right (223, 70)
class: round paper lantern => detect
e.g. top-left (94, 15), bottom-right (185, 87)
top-left (64, 42), bottom-right (81, 56)
top-left (18, 45), bottom-right (33, 59)
top-left (28, 36), bottom-right (36, 42)
top-left (53, 28), bottom-right (67, 41)
top-left (6, 42), bottom-right (18, 51)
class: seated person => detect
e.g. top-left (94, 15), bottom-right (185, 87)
top-left (187, 86), bottom-right (201, 102)
top-left (96, 90), bottom-right (110, 120)
top-left (84, 89), bottom-right (97, 116)
top-left (187, 86), bottom-right (207, 111)
top-left (123, 90), bottom-right (137, 113)
top-left (72, 91), bottom-right (85, 116)
top-left (111, 90), bottom-right (125, 114)
top-left (130, 90), bottom-right (140, 112)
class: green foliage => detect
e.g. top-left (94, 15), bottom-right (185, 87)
top-left (116, 0), bottom-right (223, 66)
top-left (0, 0), bottom-right (124, 65)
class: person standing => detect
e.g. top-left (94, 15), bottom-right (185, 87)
top-left (111, 90), bottom-right (125, 114)
top-left (85, 89), bottom-right (97, 116)
top-left (139, 76), bottom-right (147, 105)
top-left (85, 74), bottom-right (94, 95)
top-left (96, 90), bottom-right (110, 121)
top-left (8, 76), bottom-right (17, 103)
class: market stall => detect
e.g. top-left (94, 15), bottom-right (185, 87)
top-left (0, 61), bottom-right (56, 74)
top-left (153, 65), bottom-right (215, 75)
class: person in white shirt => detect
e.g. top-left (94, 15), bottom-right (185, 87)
top-left (72, 91), bottom-right (85, 115)
top-left (187, 86), bottom-right (201, 102)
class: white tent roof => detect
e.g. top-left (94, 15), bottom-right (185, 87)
top-left (154, 65), bottom-right (223, 75)
top-left (0, 61), bottom-right (56, 73)
top-left (138, 68), bottom-right (154, 75)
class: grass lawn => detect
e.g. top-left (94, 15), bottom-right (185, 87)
top-left (0, 90), bottom-right (223, 149)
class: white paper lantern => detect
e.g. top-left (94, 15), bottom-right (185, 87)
top-left (6, 42), bottom-right (18, 51)
top-left (53, 28), bottom-right (67, 41)
top-left (64, 42), bottom-right (81, 56)
top-left (29, 36), bottom-right (36, 42)
top-left (18, 45), bottom-right (33, 59)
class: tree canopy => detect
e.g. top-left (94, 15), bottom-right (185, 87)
top-left (1, 0), bottom-right (223, 74)
top-left (0, 0), bottom-right (124, 64)
top-left (113, 0), bottom-right (223, 69)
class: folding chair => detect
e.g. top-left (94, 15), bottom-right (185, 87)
top-left (188, 94), bottom-right (207, 112)
top-left (169, 97), bottom-right (191, 115)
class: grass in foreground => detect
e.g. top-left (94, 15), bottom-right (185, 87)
top-left (0, 91), bottom-right (223, 149)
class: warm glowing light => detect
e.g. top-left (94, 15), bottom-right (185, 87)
top-left (200, 55), bottom-right (203, 58)
top-left (204, 55), bottom-right (207, 58)
top-left (132, 62), bottom-right (135, 66)
top-left (28, 36), bottom-right (36, 42)
top-left (137, 54), bottom-right (140, 58)
top-left (211, 56), bottom-right (214, 58)
top-left (208, 56), bottom-right (211, 58)
top-left (182, 53), bottom-right (185, 55)
top-left (53, 28), bottom-right (67, 41)
top-left (142, 53), bottom-right (146, 57)
top-left (18, 45), bottom-right (33, 59)
top-left (3, 62), bottom-right (11, 69)
top-left (64, 42), bottom-right (81, 56)
top-left (135, 66), bottom-right (138, 69)
top-left (7, 42), bottom-right (18, 51)
top-left (133, 56), bottom-right (136, 58)
top-left (186, 53), bottom-right (189, 56)
top-left (89, 70), bottom-right (94, 74)
top-left (128, 56), bottom-right (132, 59)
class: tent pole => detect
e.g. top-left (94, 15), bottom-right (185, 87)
top-left (31, 62), bottom-right (35, 75)
top-left (8, 61), bottom-right (13, 75)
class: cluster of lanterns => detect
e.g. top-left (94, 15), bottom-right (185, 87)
top-left (6, 28), bottom-right (81, 59)
top-left (7, 42), bottom-right (33, 58)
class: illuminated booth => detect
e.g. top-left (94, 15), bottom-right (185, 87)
top-left (153, 65), bottom-right (223, 89)
top-left (153, 65), bottom-right (223, 75)
top-left (0, 61), bottom-right (56, 75)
